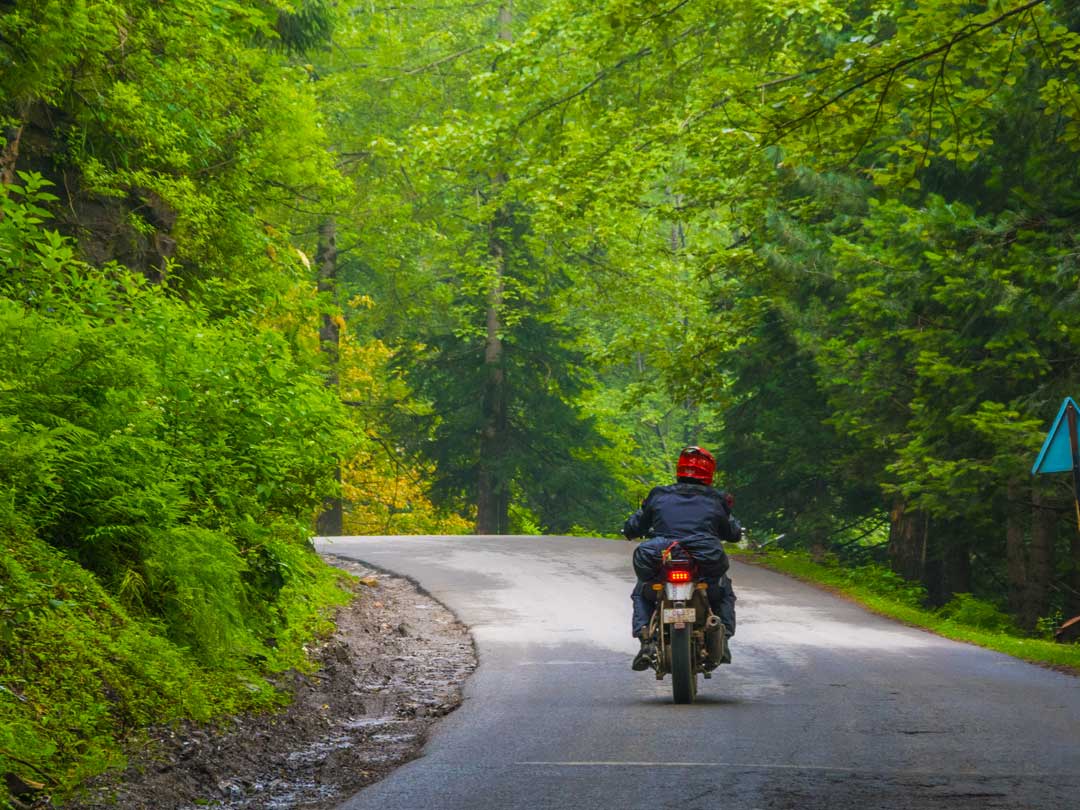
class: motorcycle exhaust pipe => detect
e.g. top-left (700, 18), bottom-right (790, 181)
top-left (705, 614), bottom-right (724, 666)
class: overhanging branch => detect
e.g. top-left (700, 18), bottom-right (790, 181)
top-left (768, 0), bottom-right (1050, 142)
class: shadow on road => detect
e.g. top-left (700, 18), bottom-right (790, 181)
top-left (631, 694), bottom-right (745, 707)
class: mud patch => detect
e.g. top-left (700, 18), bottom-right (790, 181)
top-left (59, 556), bottom-right (476, 810)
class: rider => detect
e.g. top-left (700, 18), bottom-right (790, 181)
top-left (623, 446), bottom-right (740, 671)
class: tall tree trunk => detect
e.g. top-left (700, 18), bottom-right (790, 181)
top-left (1028, 490), bottom-right (1056, 626)
top-left (943, 538), bottom-right (971, 599)
top-left (475, 3), bottom-right (513, 535)
top-left (315, 217), bottom-right (343, 536)
top-left (1070, 527), bottom-right (1080, 618)
top-left (888, 496), bottom-right (927, 584)
top-left (1, 123), bottom-right (23, 188)
top-left (1005, 478), bottom-right (1029, 625)
top-left (475, 235), bottom-right (508, 533)
top-left (0, 102), bottom-right (30, 227)
top-left (924, 521), bottom-right (970, 607)
top-left (0, 101), bottom-right (29, 188)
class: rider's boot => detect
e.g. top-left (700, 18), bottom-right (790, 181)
top-left (631, 632), bottom-right (655, 671)
top-left (720, 624), bottom-right (733, 664)
top-left (704, 622), bottom-right (733, 669)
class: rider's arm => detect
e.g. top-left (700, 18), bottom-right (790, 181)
top-left (722, 515), bottom-right (742, 542)
top-left (622, 507), bottom-right (647, 539)
top-left (622, 489), bottom-right (657, 539)
top-left (714, 490), bottom-right (742, 542)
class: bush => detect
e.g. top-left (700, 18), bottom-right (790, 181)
top-left (762, 549), bottom-right (928, 609)
top-left (0, 174), bottom-right (354, 802)
top-left (937, 593), bottom-right (1018, 634)
top-left (838, 562), bottom-right (928, 609)
top-left (1036, 611), bottom-right (1065, 641)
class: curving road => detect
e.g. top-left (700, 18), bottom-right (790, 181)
top-left (315, 535), bottom-right (1080, 810)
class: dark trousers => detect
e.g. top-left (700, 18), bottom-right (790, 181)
top-left (631, 575), bottom-right (736, 638)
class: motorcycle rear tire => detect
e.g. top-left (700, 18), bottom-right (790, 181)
top-left (670, 625), bottom-right (696, 704)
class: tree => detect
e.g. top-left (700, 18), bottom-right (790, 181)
top-left (315, 0), bottom-right (631, 534)
top-left (465, 0), bottom-right (1080, 618)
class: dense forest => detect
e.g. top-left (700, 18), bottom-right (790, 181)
top-left (1, 0), bottom-right (1079, 802)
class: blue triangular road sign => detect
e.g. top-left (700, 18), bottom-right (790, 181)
top-left (1032, 397), bottom-right (1080, 475)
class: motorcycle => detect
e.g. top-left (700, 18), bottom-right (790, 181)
top-left (645, 553), bottom-right (727, 704)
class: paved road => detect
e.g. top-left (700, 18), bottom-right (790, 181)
top-left (316, 535), bottom-right (1080, 810)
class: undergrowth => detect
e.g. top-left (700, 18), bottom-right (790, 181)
top-left (0, 509), bottom-right (352, 809)
top-left (0, 175), bottom-right (355, 807)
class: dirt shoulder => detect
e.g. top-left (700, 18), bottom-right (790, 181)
top-left (58, 556), bottom-right (477, 810)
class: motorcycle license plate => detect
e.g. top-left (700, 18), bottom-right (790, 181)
top-left (663, 608), bottom-right (697, 624)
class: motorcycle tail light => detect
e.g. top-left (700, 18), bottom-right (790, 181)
top-left (666, 568), bottom-right (692, 583)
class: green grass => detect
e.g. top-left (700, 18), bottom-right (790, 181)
top-left (730, 546), bottom-right (1080, 672)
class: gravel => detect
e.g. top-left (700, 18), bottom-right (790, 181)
top-left (56, 555), bottom-right (477, 810)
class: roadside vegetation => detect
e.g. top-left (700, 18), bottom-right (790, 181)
top-left (733, 547), bottom-right (1080, 671)
top-left (2, 0), bottom-right (1079, 805)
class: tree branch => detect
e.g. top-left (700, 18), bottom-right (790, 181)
top-left (768, 0), bottom-right (1050, 142)
top-left (379, 44), bottom-right (484, 82)
top-left (515, 45), bottom-right (655, 129)
top-left (515, 24), bottom-right (704, 130)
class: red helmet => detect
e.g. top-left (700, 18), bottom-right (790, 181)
top-left (676, 446), bottom-right (715, 486)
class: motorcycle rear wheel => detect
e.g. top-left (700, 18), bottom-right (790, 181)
top-left (670, 625), bottom-right (696, 704)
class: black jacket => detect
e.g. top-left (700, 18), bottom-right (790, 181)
top-left (624, 482), bottom-right (740, 581)
top-left (623, 482), bottom-right (741, 543)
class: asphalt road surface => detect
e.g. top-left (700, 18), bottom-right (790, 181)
top-left (315, 535), bottom-right (1080, 810)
